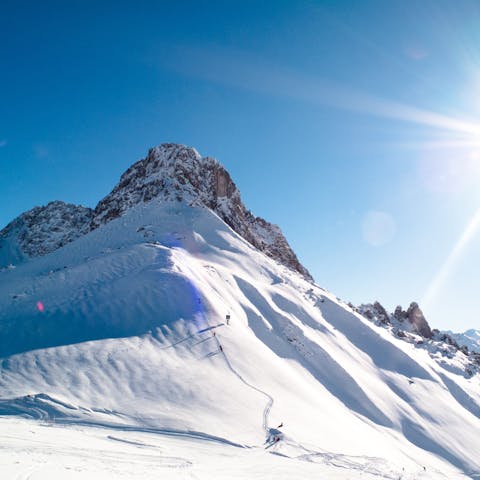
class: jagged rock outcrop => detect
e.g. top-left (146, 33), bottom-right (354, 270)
top-left (0, 144), bottom-right (312, 280)
top-left (0, 201), bottom-right (93, 262)
top-left (359, 301), bottom-right (433, 339)
top-left (92, 143), bottom-right (312, 279)
top-left (393, 305), bottom-right (407, 322)
top-left (358, 301), bottom-right (480, 377)
top-left (357, 301), bottom-right (391, 325)
top-left (406, 302), bottom-right (432, 338)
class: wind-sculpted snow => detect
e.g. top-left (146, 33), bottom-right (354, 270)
top-left (0, 244), bottom-right (202, 356)
top-left (235, 277), bottom-right (393, 428)
top-left (1, 200), bottom-right (479, 478)
top-left (319, 299), bottom-right (434, 380)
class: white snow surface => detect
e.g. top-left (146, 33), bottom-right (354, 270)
top-left (1, 199), bottom-right (480, 479)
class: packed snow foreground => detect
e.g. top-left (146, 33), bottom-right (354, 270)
top-left (1, 144), bottom-right (479, 479)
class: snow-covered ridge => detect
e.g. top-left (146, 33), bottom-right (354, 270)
top-left (0, 143), bottom-right (311, 279)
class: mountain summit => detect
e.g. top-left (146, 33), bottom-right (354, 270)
top-left (0, 143), bottom-right (311, 280)
top-left (92, 143), bottom-right (311, 279)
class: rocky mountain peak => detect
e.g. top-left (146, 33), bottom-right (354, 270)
top-left (92, 143), bottom-right (237, 226)
top-left (0, 201), bottom-right (93, 262)
top-left (406, 302), bottom-right (432, 339)
top-left (92, 143), bottom-right (312, 280)
top-left (0, 143), bottom-right (312, 280)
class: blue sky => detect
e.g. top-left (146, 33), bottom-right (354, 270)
top-left (1, 0), bottom-right (480, 331)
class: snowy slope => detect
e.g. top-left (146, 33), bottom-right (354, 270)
top-left (445, 329), bottom-right (480, 354)
top-left (358, 302), bottom-right (480, 379)
top-left (1, 197), bottom-right (480, 479)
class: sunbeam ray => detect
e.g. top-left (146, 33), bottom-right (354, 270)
top-left (422, 206), bottom-right (480, 310)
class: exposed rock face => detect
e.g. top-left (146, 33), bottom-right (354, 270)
top-left (393, 306), bottom-right (407, 322)
top-left (357, 301), bottom-right (390, 325)
top-left (358, 301), bottom-right (433, 339)
top-left (0, 201), bottom-right (93, 262)
top-left (0, 144), bottom-right (312, 280)
top-left (358, 301), bottom-right (480, 377)
top-left (92, 144), bottom-right (312, 280)
top-left (406, 302), bottom-right (433, 339)
top-left (372, 301), bottom-right (390, 325)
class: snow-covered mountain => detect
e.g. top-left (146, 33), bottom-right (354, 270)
top-left (1, 143), bottom-right (480, 479)
top-left (444, 329), bottom-right (480, 354)
top-left (1, 144), bottom-right (310, 280)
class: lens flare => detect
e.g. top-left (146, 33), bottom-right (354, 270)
top-left (362, 211), bottom-right (396, 247)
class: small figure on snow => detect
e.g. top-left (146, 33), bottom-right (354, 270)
top-left (277, 422), bottom-right (283, 428)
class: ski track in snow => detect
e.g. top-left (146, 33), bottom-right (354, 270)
top-left (212, 331), bottom-right (274, 435)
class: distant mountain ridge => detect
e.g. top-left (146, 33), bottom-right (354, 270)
top-left (444, 329), bottom-right (480, 354)
top-left (0, 143), bottom-right (311, 280)
top-left (358, 301), bottom-right (480, 377)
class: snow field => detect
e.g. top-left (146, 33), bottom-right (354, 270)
top-left (0, 199), bottom-right (479, 478)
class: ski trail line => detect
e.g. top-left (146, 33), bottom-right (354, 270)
top-left (212, 333), bottom-right (273, 432)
